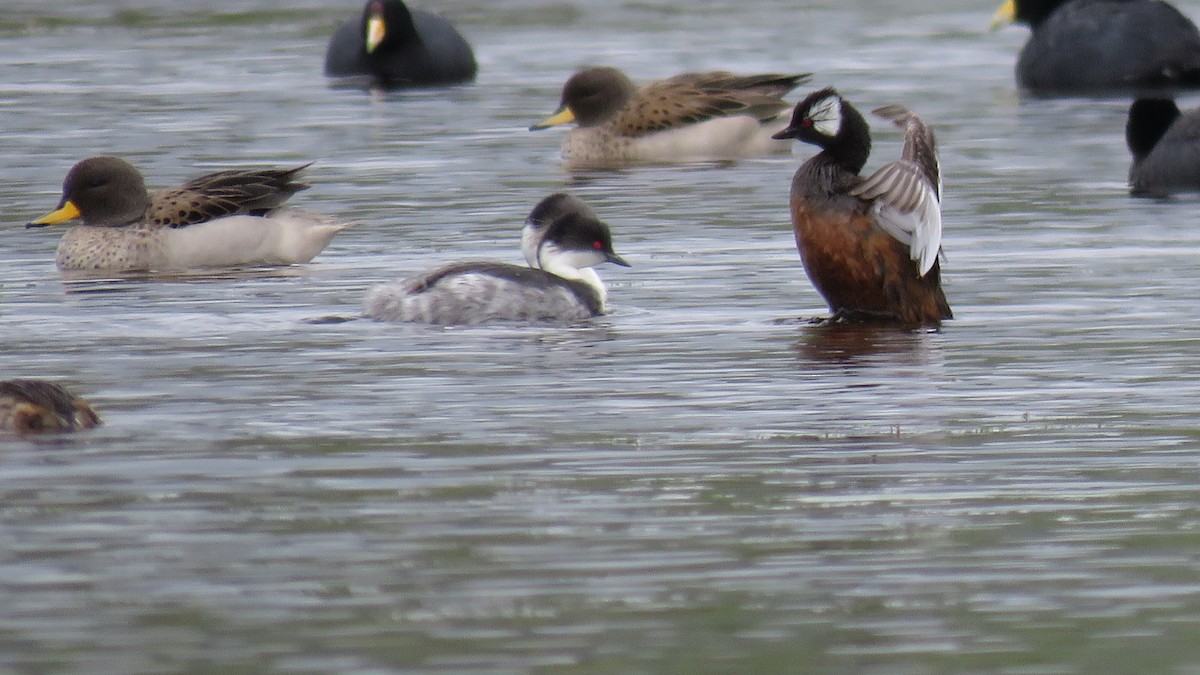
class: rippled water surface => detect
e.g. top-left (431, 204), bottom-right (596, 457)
top-left (5, 0), bottom-right (1200, 672)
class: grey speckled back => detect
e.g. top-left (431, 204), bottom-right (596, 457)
top-left (364, 262), bottom-right (602, 325)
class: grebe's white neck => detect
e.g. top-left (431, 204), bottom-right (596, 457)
top-left (536, 241), bottom-right (609, 306)
top-left (520, 219), bottom-right (544, 268)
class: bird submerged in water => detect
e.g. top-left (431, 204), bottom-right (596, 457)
top-left (772, 88), bottom-right (952, 326)
top-left (1125, 97), bottom-right (1200, 196)
top-left (27, 156), bottom-right (353, 272)
top-left (324, 0), bottom-right (477, 88)
top-left (990, 0), bottom-right (1200, 94)
top-left (364, 193), bottom-right (629, 325)
top-left (530, 66), bottom-right (810, 168)
top-left (0, 380), bottom-right (101, 435)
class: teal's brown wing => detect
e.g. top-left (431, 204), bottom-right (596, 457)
top-left (147, 163), bottom-right (313, 227)
top-left (611, 72), bottom-right (810, 137)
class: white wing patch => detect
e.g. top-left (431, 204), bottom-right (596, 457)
top-left (851, 160), bottom-right (942, 277)
top-left (851, 104), bottom-right (944, 277)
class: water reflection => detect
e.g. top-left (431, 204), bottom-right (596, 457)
top-left (58, 266), bottom-right (313, 288)
top-left (792, 320), bottom-right (940, 365)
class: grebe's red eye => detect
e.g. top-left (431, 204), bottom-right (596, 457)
top-left (593, 241), bottom-right (603, 250)
top-left (801, 118), bottom-right (813, 128)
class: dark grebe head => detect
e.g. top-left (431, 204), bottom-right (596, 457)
top-left (522, 193), bottom-right (599, 267)
top-left (534, 206), bottom-right (630, 274)
top-left (773, 87), bottom-right (872, 172)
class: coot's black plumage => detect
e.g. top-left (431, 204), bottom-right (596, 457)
top-left (992, 0), bottom-right (1200, 93)
top-left (324, 0), bottom-right (476, 88)
top-left (1126, 97), bottom-right (1200, 195)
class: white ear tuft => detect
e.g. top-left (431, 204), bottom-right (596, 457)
top-left (809, 95), bottom-right (843, 137)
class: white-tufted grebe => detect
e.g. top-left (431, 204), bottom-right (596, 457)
top-left (364, 193), bottom-right (629, 325)
top-left (772, 88), bottom-right (952, 326)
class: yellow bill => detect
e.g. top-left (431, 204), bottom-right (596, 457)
top-left (27, 200), bottom-right (81, 228)
top-left (529, 106), bottom-right (576, 131)
top-left (990, 0), bottom-right (1016, 30)
top-left (366, 14), bottom-right (386, 53)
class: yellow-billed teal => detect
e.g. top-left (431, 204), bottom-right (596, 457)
top-left (28, 156), bottom-right (353, 272)
top-left (530, 67), bottom-right (810, 168)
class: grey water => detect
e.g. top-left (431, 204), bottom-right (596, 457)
top-left (4, 0), bottom-right (1200, 672)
